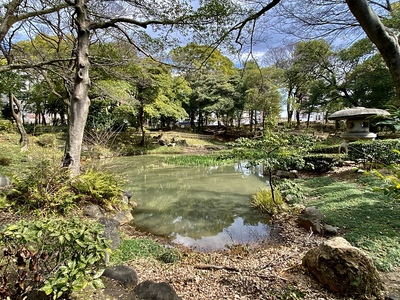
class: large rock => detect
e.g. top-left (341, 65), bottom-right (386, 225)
top-left (98, 217), bottom-right (121, 249)
top-left (133, 280), bottom-right (181, 300)
top-left (102, 265), bottom-right (139, 288)
top-left (297, 206), bottom-right (323, 234)
top-left (303, 237), bottom-right (387, 299)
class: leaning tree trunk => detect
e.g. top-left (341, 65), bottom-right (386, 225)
top-left (347, 0), bottom-right (400, 104)
top-left (62, 0), bottom-right (91, 175)
top-left (9, 92), bottom-right (29, 151)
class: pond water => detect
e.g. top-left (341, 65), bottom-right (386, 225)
top-left (109, 155), bottom-right (272, 251)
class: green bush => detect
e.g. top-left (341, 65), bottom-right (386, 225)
top-left (303, 153), bottom-right (344, 173)
top-left (347, 139), bottom-right (400, 166)
top-left (8, 159), bottom-right (123, 213)
top-left (0, 218), bottom-right (110, 299)
top-left (251, 188), bottom-right (286, 215)
top-left (0, 120), bottom-right (15, 133)
top-left (310, 144), bottom-right (341, 154)
top-left (71, 169), bottom-right (123, 208)
top-left (9, 158), bottom-right (78, 213)
top-left (370, 151), bottom-right (400, 202)
top-left (159, 248), bottom-right (182, 263)
top-left (276, 179), bottom-right (306, 204)
top-left (35, 133), bottom-right (57, 148)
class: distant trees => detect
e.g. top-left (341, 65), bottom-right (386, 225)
top-left (2, 0), bottom-right (400, 174)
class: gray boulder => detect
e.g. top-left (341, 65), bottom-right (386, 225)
top-left (102, 265), bottom-right (139, 288)
top-left (113, 209), bottom-right (134, 226)
top-left (98, 217), bottom-right (121, 249)
top-left (323, 224), bottom-right (338, 236)
top-left (84, 204), bottom-right (105, 219)
top-left (133, 280), bottom-right (181, 300)
top-left (303, 237), bottom-right (387, 299)
top-left (297, 206), bottom-right (324, 234)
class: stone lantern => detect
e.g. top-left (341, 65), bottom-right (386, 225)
top-left (328, 107), bottom-right (390, 152)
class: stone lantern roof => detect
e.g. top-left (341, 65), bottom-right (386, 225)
top-left (328, 107), bottom-right (390, 120)
top-left (328, 107), bottom-right (390, 150)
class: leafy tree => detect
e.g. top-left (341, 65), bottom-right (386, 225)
top-left (171, 43), bottom-right (238, 130)
top-left (242, 61), bottom-right (282, 131)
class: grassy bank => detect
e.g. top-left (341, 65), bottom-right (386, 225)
top-left (301, 176), bottom-right (400, 271)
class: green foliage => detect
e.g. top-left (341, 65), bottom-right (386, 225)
top-left (303, 153), bottom-right (344, 173)
top-left (251, 188), bottom-right (286, 215)
top-left (347, 139), bottom-right (400, 166)
top-left (159, 248), bottom-right (182, 263)
top-left (71, 169), bottom-right (123, 208)
top-left (373, 106), bottom-right (400, 132)
top-left (280, 285), bottom-right (305, 300)
top-left (9, 158), bottom-right (78, 214)
top-left (165, 154), bottom-right (234, 166)
top-left (276, 179), bottom-right (306, 204)
top-left (110, 238), bottom-right (165, 264)
top-left (302, 177), bottom-right (400, 271)
top-left (8, 159), bottom-right (123, 214)
top-left (0, 218), bottom-right (109, 299)
top-left (35, 133), bottom-right (57, 148)
top-left (369, 152), bottom-right (400, 201)
top-left (0, 120), bottom-right (15, 133)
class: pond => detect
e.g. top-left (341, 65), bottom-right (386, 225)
top-left (108, 155), bottom-right (272, 251)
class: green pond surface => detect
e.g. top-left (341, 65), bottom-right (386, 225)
top-left (109, 155), bottom-right (272, 251)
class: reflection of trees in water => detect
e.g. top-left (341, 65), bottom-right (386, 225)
top-left (111, 155), bottom-right (269, 241)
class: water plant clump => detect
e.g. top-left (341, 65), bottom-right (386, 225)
top-left (164, 154), bottom-right (235, 166)
top-left (251, 188), bottom-right (287, 215)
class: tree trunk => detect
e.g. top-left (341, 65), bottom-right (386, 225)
top-left (62, 0), bottom-right (91, 175)
top-left (346, 0), bottom-right (400, 103)
top-left (249, 110), bottom-right (254, 132)
top-left (139, 104), bottom-right (146, 146)
top-left (9, 92), bottom-right (29, 151)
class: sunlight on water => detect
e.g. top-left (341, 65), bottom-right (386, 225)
top-left (109, 155), bottom-right (271, 250)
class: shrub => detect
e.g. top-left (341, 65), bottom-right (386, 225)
top-left (303, 153), bottom-right (344, 173)
top-left (251, 188), bottom-right (286, 215)
top-left (8, 159), bottom-right (123, 214)
top-left (0, 120), bottom-right (15, 133)
top-left (276, 179), bottom-right (306, 204)
top-left (71, 169), bottom-right (123, 208)
top-left (159, 248), bottom-right (181, 263)
top-left (9, 158), bottom-right (78, 213)
top-left (0, 218), bottom-right (110, 299)
top-left (35, 133), bottom-right (57, 148)
top-left (347, 139), bottom-right (400, 166)
top-left (370, 151), bottom-right (400, 202)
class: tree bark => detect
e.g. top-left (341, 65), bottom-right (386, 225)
top-left (62, 0), bottom-right (91, 175)
top-left (9, 92), bottom-right (28, 151)
top-left (139, 104), bottom-right (146, 146)
top-left (346, 0), bottom-right (400, 103)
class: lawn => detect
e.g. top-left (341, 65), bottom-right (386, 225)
top-left (300, 175), bottom-right (400, 271)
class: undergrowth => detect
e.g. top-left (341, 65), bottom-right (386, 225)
top-left (301, 176), bottom-right (400, 271)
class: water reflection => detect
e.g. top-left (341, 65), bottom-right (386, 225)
top-left (172, 217), bottom-right (271, 251)
top-left (109, 155), bottom-right (271, 250)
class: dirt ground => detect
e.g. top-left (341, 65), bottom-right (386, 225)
top-left (115, 212), bottom-right (399, 300)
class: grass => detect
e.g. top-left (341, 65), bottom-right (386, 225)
top-left (110, 238), bottom-right (166, 265)
top-left (300, 176), bottom-right (400, 271)
top-left (164, 153), bottom-right (234, 166)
